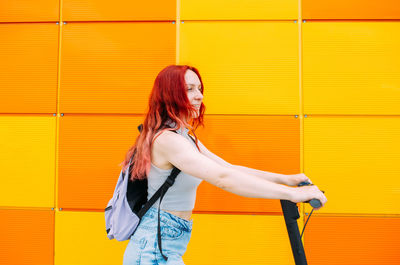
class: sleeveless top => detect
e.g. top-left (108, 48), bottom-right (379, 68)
top-left (147, 126), bottom-right (203, 211)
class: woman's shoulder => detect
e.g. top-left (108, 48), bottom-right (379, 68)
top-left (151, 129), bottom-right (179, 169)
top-left (154, 132), bottom-right (203, 164)
top-left (153, 128), bottom-right (187, 150)
top-left (155, 128), bottom-right (180, 140)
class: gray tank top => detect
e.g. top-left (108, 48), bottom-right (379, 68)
top-left (147, 127), bottom-right (203, 211)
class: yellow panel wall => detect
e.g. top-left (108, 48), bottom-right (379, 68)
top-left (184, 214), bottom-right (295, 265)
top-left (303, 22), bottom-right (400, 115)
top-left (0, 23), bottom-right (58, 113)
top-left (0, 116), bottom-right (56, 208)
top-left (180, 21), bottom-right (299, 115)
top-left (181, 0), bottom-right (298, 20)
top-left (304, 116), bottom-right (400, 214)
top-left (55, 211), bottom-right (128, 265)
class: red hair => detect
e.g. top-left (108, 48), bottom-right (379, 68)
top-left (120, 65), bottom-right (205, 180)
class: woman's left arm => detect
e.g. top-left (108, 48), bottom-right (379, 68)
top-left (196, 139), bottom-right (311, 186)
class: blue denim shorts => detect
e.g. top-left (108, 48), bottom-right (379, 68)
top-left (123, 207), bottom-right (193, 265)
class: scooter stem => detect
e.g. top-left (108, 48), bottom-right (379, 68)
top-left (280, 200), bottom-right (308, 265)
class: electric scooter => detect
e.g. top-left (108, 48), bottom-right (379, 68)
top-left (280, 181), bottom-right (324, 265)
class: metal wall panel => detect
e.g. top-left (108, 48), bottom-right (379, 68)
top-left (58, 115), bottom-right (143, 210)
top-left (184, 214), bottom-right (294, 265)
top-left (63, 0), bottom-right (175, 21)
top-left (54, 211), bottom-right (295, 265)
top-left (305, 216), bottom-right (400, 265)
top-left (0, 116), bottom-right (56, 207)
top-left (0, 23), bottom-right (58, 113)
top-left (304, 116), bottom-right (400, 214)
top-left (303, 22), bottom-right (400, 115)
top-left (181, 0), bottom-right (298, 20)
top-left (180, 21), bottom-right (299, 115)
top-left (0, 0), bottom-right (59, 22)
top-left (55, 211), bottom-right (127, 265)
top-left (0, 209), bottom-right (54, 265)
top-left (60, 22), bottom-right (175, 114)
top-left (194, 115), bottom-right (300, 213)
top-left (303, 0), bottom-right (400, 19)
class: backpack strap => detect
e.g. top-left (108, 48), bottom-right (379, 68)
top-left (137, 167), bottom-right (180, 218)
top-left (156, 168), bottom-right (180, 261)
top-left (136, 167), bottom-right (180, 261)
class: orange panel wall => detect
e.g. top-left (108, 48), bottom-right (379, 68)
top-left (194, 115), bottom-right (300, 213)
top-left (302, 0), bottom-right (400, 19)
top-left (58, 115), bottom-right (144, 210)
top-left (0, 209), bottom-right (54, 265)
top-left (63, 0), bottom-right (176, 21)
top-left (0, 0), bottom-right (59, 22)
top-left (60, 22), bottom-right (175, 114)
top-left (0, 23), bottom-right (58, 113)
top-left (305, 216), bottom-right (400, 264)
top-left (1, 0), bottom-right (400, 264)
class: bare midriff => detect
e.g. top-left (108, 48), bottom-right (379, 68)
top-left (164, 210), bottom-right (193, 221)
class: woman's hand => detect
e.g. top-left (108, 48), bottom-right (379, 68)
top-left (290, 185), bottom-right (327, 210)
top-left (282, 173), bottom-right (312, 186)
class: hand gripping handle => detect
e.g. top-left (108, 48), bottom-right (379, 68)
top-left (297, 181), bottom-right (322, 208)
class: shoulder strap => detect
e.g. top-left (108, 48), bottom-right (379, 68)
top-left (137, 167), bottom-right (180, 218)
top-left (137, 164), bottom-right (180, 262)
top-left (187, 134), bottom-right (196, 144)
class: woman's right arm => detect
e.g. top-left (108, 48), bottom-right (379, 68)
top-left (153, 131), bottom-right (327, 208)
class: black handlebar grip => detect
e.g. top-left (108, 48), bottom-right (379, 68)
top-left (298, 181), bottom-right (311, 187)
top-left (297, 181), bottom-right (322, 208)
top-left (309, 199), bottom-right (321, 208)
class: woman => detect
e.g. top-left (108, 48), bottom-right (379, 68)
top-left (121, 65), bottom-right (327, 265)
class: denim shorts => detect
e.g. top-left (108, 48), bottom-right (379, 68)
top-left (123, 207), bottom-right (193, 265)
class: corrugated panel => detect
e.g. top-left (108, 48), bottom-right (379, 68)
top-left (60, 22), bottom-right (175, 114)
top-left (304, 116), bottom-right (400, 214)
top-left (305, 216), bottom-right (400, 265)
top-left (0, 209), bottom-right (54, 265)
top-left (0, 23), bottom-right (58, 113)
top-left (180, 21), bottom-right (299, 115)
top-left (63, 0), bottom-right (175, 21)
top-left (0, 0), bottom-right (59, 22)
top-left (58, 115), bottom-right (144, 209)
top-left (184, 214), bottom-right (294, 264)
top-left (303, 0), bottom-right (400, 19)
top-left (181, 0), bottom-right (298, 20)
top-left (303, 22), bottom-right (400, 115)
top-left (194, 115), bottom-right (300, 213)
top-left (0, 116), bottom-right (55, 207)
top-left (55, 211), bottom-right (128, 265)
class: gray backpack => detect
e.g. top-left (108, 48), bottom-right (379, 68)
top-left (105, 124), bottom-right (181, 261)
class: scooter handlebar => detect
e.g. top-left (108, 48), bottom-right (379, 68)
top-left (297, 181), bottom-right (322, 208)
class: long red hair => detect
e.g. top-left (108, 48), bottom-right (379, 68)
top-left (120, 65), bottom-right (205, 180)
